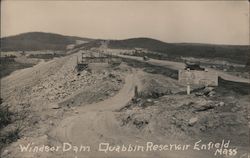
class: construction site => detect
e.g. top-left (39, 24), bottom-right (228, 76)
top-left (1, 1), bottom-right (249, 157)
top-left (1, 40), bottom-right (249, 158)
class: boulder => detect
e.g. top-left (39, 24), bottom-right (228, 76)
top-left (50, 104), bottom-right (60, 109)
top-left (219, 101), bottom-right (225, 106)
top-left (1, 150), bottom-right (10, 157)
top-left (188, 117), bottom-right (198, 126)
top-left (146, 99), bottom-right (153, 103)
top-left (208, 91), bottom-right (216, 97)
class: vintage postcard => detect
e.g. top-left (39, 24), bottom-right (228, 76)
top-left (0, 1), bottom-right (249, 158)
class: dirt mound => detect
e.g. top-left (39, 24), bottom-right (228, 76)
top-left (117, 73), bottom-right (249, 149)
top-left (0, 52), bottom-right (127, 157)
top-left (118, 94), bottom-right (249, 146)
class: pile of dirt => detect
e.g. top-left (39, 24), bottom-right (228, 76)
top-left (117, 73), bottom-right (249, 148)
top-left (58, 71), bottom-right (124, 107)
top-left (0, 52), bottom-right (126, 153)
top-left (28, 55), bottom-right (125, 108)
top-left (120, 73), bottom-right (199, 110)
top-left (118, 94), bottom-right (249, 146)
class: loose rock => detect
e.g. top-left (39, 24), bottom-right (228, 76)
top-left (188, 117), bottom-right (198, 126)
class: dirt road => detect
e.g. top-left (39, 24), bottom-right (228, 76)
top-left (48, 70), bottom-right (146, 158)
top-left (2, 49), bottom-right (248, 158)
top-left (118, 54), bottom-right (250, 84)
top-left (47, 69), bottom-right (225, 158)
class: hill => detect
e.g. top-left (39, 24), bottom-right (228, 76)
top-left (2, 33), bottom-right (249, 64)
top-left (1, 32), bottom-right (92, 51)
top-left (108, 38), bottom-right (250, 64)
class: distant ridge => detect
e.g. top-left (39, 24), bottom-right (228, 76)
top-left (107, 38), bottom-right (250, 64)
top-left (1, 32), bottom-right (249, 64)
top-left (1, 32), bottom-right (93, 51)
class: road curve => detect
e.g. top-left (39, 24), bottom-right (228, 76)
top-left (49, 70), bottom-right (145, 157)
top-left (118, 54), bottom-right (250, 84)
top-left (48, 69), bottom-right (227, 158)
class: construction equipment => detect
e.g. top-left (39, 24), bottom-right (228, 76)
top-left (184, 62), bottom-right (205, 71)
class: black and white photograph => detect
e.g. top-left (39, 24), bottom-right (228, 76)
top-left (0, 1), bottom-right (249, 158)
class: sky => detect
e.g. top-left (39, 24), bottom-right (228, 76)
top-left (1, 1), bottom-right (249, 45)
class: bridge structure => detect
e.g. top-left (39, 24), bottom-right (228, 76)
top-left (76, 48), bottom-right (121, 72)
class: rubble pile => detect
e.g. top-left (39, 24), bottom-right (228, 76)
top-left (117, 71), bottom-right (249, 147)
top-left (195, 86), bottom-right (216, 97)
top-left (31, 56), bottom-right (124, 105)
top-left (119, 93), bottom-right (248, 146)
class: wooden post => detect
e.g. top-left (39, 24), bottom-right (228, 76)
top-left (187, 83), bottom-right (190, 95)
top-left (134, 85), bottom-right (138, 98)
top-left (187, 68), bottom-right (191, 95)
top-left (81, 52), bottom-right (84, 63)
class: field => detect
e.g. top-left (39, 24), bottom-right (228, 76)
top-left (0, 56), bottom-right (35, 79)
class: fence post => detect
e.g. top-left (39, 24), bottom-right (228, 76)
top-left (134, 85), bottom-right (138, 97)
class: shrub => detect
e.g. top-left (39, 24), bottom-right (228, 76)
top-left (0, 98), bottom-right (12, 129)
